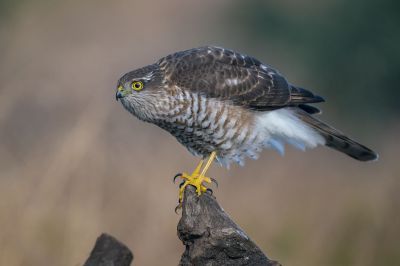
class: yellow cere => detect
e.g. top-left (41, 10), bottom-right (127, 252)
top-left (131, 81), bottom-right (144, 91)
top-left (117, 85), bottom-right (123, 92)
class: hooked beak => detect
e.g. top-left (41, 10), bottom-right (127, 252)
top-left (116, 91), bottom-right (123, 101)
top-left (115, 85), bottom-right (124, 101)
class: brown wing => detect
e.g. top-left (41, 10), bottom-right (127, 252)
top-left (157, 46), bottom-right (323, 111)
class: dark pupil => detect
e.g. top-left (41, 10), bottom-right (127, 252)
top-left (135, 83), bottom-right (141, 88)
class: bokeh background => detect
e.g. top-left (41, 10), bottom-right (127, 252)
top-left (0, 0), bottom-right (399, 265)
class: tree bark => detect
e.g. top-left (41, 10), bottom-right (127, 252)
top-left (177, 186), bottom-right (281, 266)
top-left (83, 186), bottom-right (281, 266)
top-left (83, 233), bottom-right (133, 266)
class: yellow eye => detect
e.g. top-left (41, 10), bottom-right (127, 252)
top-left (131, 81), bottom-right (144, 91)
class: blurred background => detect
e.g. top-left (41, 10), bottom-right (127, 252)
top-left (0, 0), bottom-right (398, 265)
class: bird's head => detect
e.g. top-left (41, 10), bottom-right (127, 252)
top-left (116, 64), bottom-right (164, 121)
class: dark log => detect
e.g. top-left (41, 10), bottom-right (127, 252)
top-left (83, 233), bottom-right (133, 266)
top-left (83, 187), bottom-right (280, 266)
top-left (177, 186), bottom-right (281, 266)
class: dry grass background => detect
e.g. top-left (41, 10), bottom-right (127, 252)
top-left (0, 1), bottom-right (398, 265)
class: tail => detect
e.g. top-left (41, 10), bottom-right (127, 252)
top-left (297, 111), bottom-right (378, 161)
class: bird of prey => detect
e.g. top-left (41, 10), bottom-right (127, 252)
top-left (115, 46), bottom-right (378, 203)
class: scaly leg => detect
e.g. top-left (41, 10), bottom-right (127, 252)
top-left (175, 151), bottom-right (217, 204)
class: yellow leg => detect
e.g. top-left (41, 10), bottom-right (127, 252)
top-left (177, 151), bottom-right (217, 204)
top-left (200, 151), bottom-right (216, 177)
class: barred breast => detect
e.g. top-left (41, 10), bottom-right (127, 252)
top-left (154, 89), bottom-right (264, 167)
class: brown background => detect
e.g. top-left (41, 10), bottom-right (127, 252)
top-left (0, 1), bottom-right (398, 265)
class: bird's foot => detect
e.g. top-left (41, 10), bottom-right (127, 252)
top-left (173, 152), bottom-right (218, 212)
top-left (178, 171), bottom-right (212, 196)
top-left (173, 160), bottom-right (218, 211)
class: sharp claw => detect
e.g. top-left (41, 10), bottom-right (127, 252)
top-left (174, 203), bottom-right (182, 214)
top-left (173, 173), bottom-right (182, 183)
top-left (179, 181), bottom-right (185, 188)
top-left (206, 188), bottom-right (213, 195)
top-left (210, 177), bottom-right (218, 188)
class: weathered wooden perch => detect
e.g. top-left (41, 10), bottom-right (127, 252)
top-left (83, 233), bottom-right (133, 266)
top-left (178, 185), bottom-right (281, 266)
top-left (83, 186), bottom-right (280, 265)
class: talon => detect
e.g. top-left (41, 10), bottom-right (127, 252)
top-left (174, 151), bottom-right (217, 207)
top-left (173, 173), bottom-right (182, 183)
top-left (174, 203), bottom-right (182, 214)
top-left (210, 177), bottom-right (218, 188)
top-left (206, 188), bottom-right (213, 195)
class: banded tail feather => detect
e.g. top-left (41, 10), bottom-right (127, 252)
top-left (297, 111), bottom-right (378, 161)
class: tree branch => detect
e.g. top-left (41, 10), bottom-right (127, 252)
top-left (83, 233), bottom-right (133, 266)
top-left (178, 185), bottom-right (281, 266)
top-left (83, 186), bottom-right (280, 266)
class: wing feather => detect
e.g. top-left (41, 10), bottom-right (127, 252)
top-left (158, 46), bottom-right (323, 111)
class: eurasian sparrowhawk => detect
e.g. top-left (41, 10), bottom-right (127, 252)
top-left (115, 46), bottom-right (378, 203)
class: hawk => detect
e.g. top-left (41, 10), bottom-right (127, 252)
top-left (115, 46), bottom-right (378, 203)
